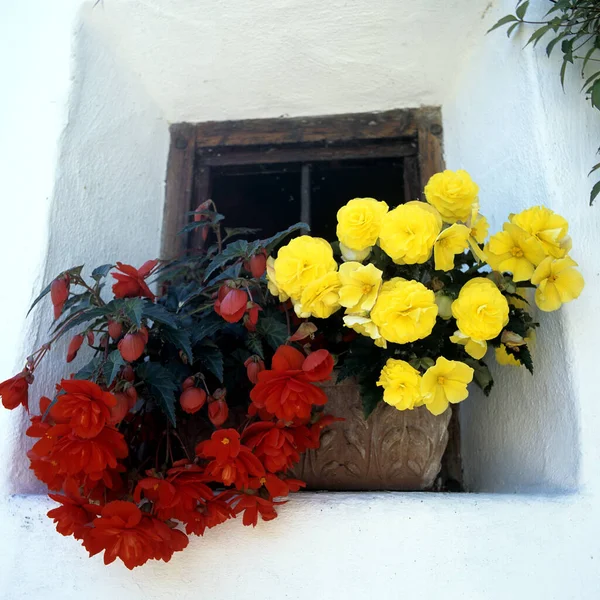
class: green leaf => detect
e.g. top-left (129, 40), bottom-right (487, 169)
top-left (245, 333), bottom-right (264, 359)
top-left (525, 24), bottom-right (552, 48)
top-left (546, 32), bottom-right (567, 57)
top-left (465, 359), bottom-right (494, 396)
top-left (204, 239), bottom-right (260, 281)
top-left (189, 313), bottom-right (224, 344)
top-left (487, 14), bottom-right (518, 34)
top-left (178, 215), bottom-right (224, 235)
top-left (197, 342), bottom-right (224, 382)
top-left (516, 1), bottom-right (529, 20)
top-left (256, 315), bottom-right (288, 350)
top-left (507, 21), bottom-right (521, 38)
top-left (73, 356), bottom-right (103, 381)
top-left (204, 262), bottom-right (242, 288)
top-left (588, 161), bottom-right (600, 176)
top-left (27, 280), bottom-right (54, 317)
top-left (581, 69), bottom-right (600, 92)
top-left (142, 301), bottom-right (179, 328)
top-left (223, 227), bottom-right (262, 241)
top-left (123, 298), bottom-right (144, 328)
top-left (56, 306), bottom-right (111, 337)
top-left (359, 380), bottom-right (381, 419)
top-left (560, 58), bottom-right (569, 88)
top-left (103, 350), bottom-right (125, 386)
top-left (261, 222), bottom-right (310, 253)
top-left (136, 362), bottom-right (178, 426)
top-left (590, 180), bottom-right (600, 205)
top-left (591, 79), bottom-right (600, 109)
top-left (161, 326), bottom-right (194, 363)
top-left (91, 264), bottom-right (113, 281)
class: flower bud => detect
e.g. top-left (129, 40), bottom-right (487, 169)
top-left (179, 387), bottom-right (207, 414)
top-left (86, 331), bottom-right (94, 346)
top-left (108, 320), bottom-right (123, 340)
top-left (108, 392), bottom-right (130, 425)
top-left (182, 376), bottom-right (195, 390)
top-left (434, 292), bottom-right (453, 320)
top-left (215, 286), bottom-right (248, 323)
top-left (118, 332), bottom-right (146, 362)
top-left (50, 275), bottom-right (69, 319)
top-left (248, 251), bottom-right (267, 278)
top-left (244, 356), bottom-right (265, 384)
top-left (66, 334), bottom-right (84, 363)
top-left (208, 398), bottom-right (228, 427)
top-left (340, 243), bottom-right (372, 263)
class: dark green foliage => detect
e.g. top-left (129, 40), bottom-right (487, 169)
top-left (136, 362), bottom-right (178, 426)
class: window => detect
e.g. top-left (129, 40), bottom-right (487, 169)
top-left (163, 108), bottom-right (461, 491)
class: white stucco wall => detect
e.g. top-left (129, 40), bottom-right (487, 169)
top-left (1, 1), bottom-right (599, 598)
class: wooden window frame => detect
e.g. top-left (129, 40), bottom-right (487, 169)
top-left (161, 107), bottom-right (461, 489)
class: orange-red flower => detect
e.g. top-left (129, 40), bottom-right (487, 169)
top-left (249, 473), bottom-right (306, 498)
top-left (183, 497), bottom-right (234, 536)
top-left (47, 482), bottom-right (99, 539)
top-left (244, 356), bottom-right (265, 384)
top-left (292, 414), bottom-right (341, 452)
top-left (249, 346), bottom-right (333, 422)
top-left (66, 334), bottom-right (84, 363)
top-left (214, 285), bottom-right (248, 323)
top-left (52, 379), bottom-right (116, 438)
top-left (51, 274), bottom-right (69, 319)
top-left (111, 260), bottom-right (157, 301)
top-left (107, 391), bottom-right (132, 425)
top-left (108, 320), bottom-right (123, 340)
top-left (197, 429), bottom-right (241, 463)
top-left (0, 369), bottom-right (31, 410)
top-left (246, 251), bottom-right (267, 278)
top-left (118, 331), bottom-right (146, 362)
top-left (208, 397), bottom-right (229, 427)
top-left (242, 421), bottom-right (300, 473)
top-left (84, 501), bottom-right (188, 569)
top-left (232, 494), bottom-right (279, 527)
top-left (179, 387), bottom-right (207, 414)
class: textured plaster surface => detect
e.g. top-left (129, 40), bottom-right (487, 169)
top-left (1, 0), bottom-right (599, 598)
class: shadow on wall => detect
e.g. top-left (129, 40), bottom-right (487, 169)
top-left (4, 7), bottom-right (169, 494)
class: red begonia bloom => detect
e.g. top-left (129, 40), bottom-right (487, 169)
top-left (232, 494), bottom-right (279, 527)
top-left (249, 473), bottom-right (306, 498)
top-left (244, 356), bottom-right (265, 384)
top-left (107, 392), bottom-right (131, 425)
top-left (118, 332), bottom-right (146, 362)
top-left (208, 398), bottom-right (229, 427)
top-left (66, 334), bottom-right (84, 363)
top-left (243, 303), bottom-right (261, 332)
top-left (184, 497), bottom-right (234, 536)
top-left (291, 414), bottom-right (342, 453)
top-left (242, 421), bottom-right (300, 473)
top-left (214, 285), bottom-right (248, 323)
top-left (0, 370), bottom-right (31, 410)
top-left (111, 260), bottom-right (157, 301)
top-left (108, 320), bottom-right (123, 340)
top-left (249, 346), bottom-right (333, 422)
top-left (52, 379), bottom-right (117, 438)
top-left (247, 252), bottom-right (267, 278)
top-left (196, 429), bottom-right (241, 463)
top-left (302, 349), bottom-right (334, 382)
top-left (47, 482), bottom-right (99, 539)
top-left (50, 275), bottom-right (69, 319)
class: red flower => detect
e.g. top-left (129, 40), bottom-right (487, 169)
top-left (85, 501), bottom-right (188, 569)
top-left (66, 334), bottom-right (84, 363)
top-left (248, 251), bottom-right (267, 278)
top-left (134, 477), bottom-right (178, 513)
top-left (0, 369), bottom-right (31, 410)
top-left (232, 494), bottom-right (279, 527)
top-left (179, 387), bottom-right (207, 414)
top-left (249, 473), bottom-right (306, 498)
top-left (208, 398), bottom-right (229, 427)
top-left (196, 429), bottom-right (240, 463)
top-left (214, 285), bottom-right (248, 323)
top-left (52, 379), bottom-right (117, 438)
top-left (242, 421), bottom-right (301, 473)
top-left (183, 497), bottom-right (233, 536)
top-left (302, 349), bottom-right (334, 382)
top-left (111, 260), bottom-right (157, 301)
top-left (243, 303), bottom-right (261, 332)
top-left (107, 392), bottom-right (132, 425)
top-left (244, 356), bottom-right (265, 384)
top-left (51, 275), bottom-right (69, 320)
top-left (292, 414), bottom-right (342, 452)
top-left (47, 482), bottom-right (99, 539)
top-left (249, 346), bottom-right (333, 422)
top-left (118, 332), bottom-right (146, 362)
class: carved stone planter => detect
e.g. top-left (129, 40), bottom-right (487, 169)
top-left (291, 375), bottom-right (452, 491)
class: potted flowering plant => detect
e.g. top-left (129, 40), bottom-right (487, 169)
top-left (0, 169), bottom-right (584, 568)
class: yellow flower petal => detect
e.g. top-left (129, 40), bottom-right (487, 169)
top-left (434, 224), bottom-right (470, 271)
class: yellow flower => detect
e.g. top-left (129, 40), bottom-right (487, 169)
top-left (266, 256), bottom-right (289, 302)
top-left (370, 278), bottom-right (438, 344)
top-left (451, 277), bottom-right (509, 341)
top-left (486, 223), bottom-right (546, 281)
top-left (424, 169), bottom-right (479, 223)
top-left (343, 314), bottom-right (387, 348)
top-left (338, 262), bottom-right (382, 314)
top-left (340, 243), bottom-right (372, 263)
top-left (336, 198), bottom-right (389, 252)
top-left (377, 359), bottom-right (423, 411)
top-left (435, 292), bottom-right (453, 320)
top-left (510, 206), bottom-right (570, 259)
top-left (295, 272), bottom-right (342, 319)
top-left (273, 236), bottom-right (337, 301)
top-left (495, 345), bottom-right (522, 367)
top-left (421, 357), bottom-right (474, 416)
top-left (434, 224), bottom-right (470, 271)
top-left (466, 207), bottom-right (489, 263)
top-left (449, 330), bottom-right (488, 360)
top-left (530, 256), bottom-right (584, 312)
top-left (378, 201), bottom-right (442, 264)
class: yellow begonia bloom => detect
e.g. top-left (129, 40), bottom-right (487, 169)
top-left (449, 330), bottom-right (487, 360)
top-left (467, 209), bottom-right (489, 263)
top-left (340, 243), bottom-right (372, 263)
top-left (377, 359), bottom-right (423, 411)
top-left (530, 256), bottom-right (584, 312)
top-left (266, 256), bottom-right (289, 302)
top-left (336, 198), bottom-right (389, 252)
top-left (435, 292), bottom-right (453, 320)
top-left (295, 272), bottom-right (342, 319)
top-left (495, 345), bottom-right (522, 367)
top-left (273, 236), bottom-right (337, 302)
top-left (379, 201), bottom-right (442, 265)
top-left (343, 314), bottom-right (387, 348)
top-left (424, 169), bottom-right (479, 223)
top-left (371, 278), bottom-right (438, 344)
top-left (338, 262), bottom-right (382, 314)
top-left (421, 357), bottom-right (474, 416)
top-left (434, 224), bottom-right (470, 271)
top-left (510, 206), bottom-right (570, 259)
top-left (486, 223), bottom-right (546, 281)
top-left (451, 277), bottom-right (509, 341)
